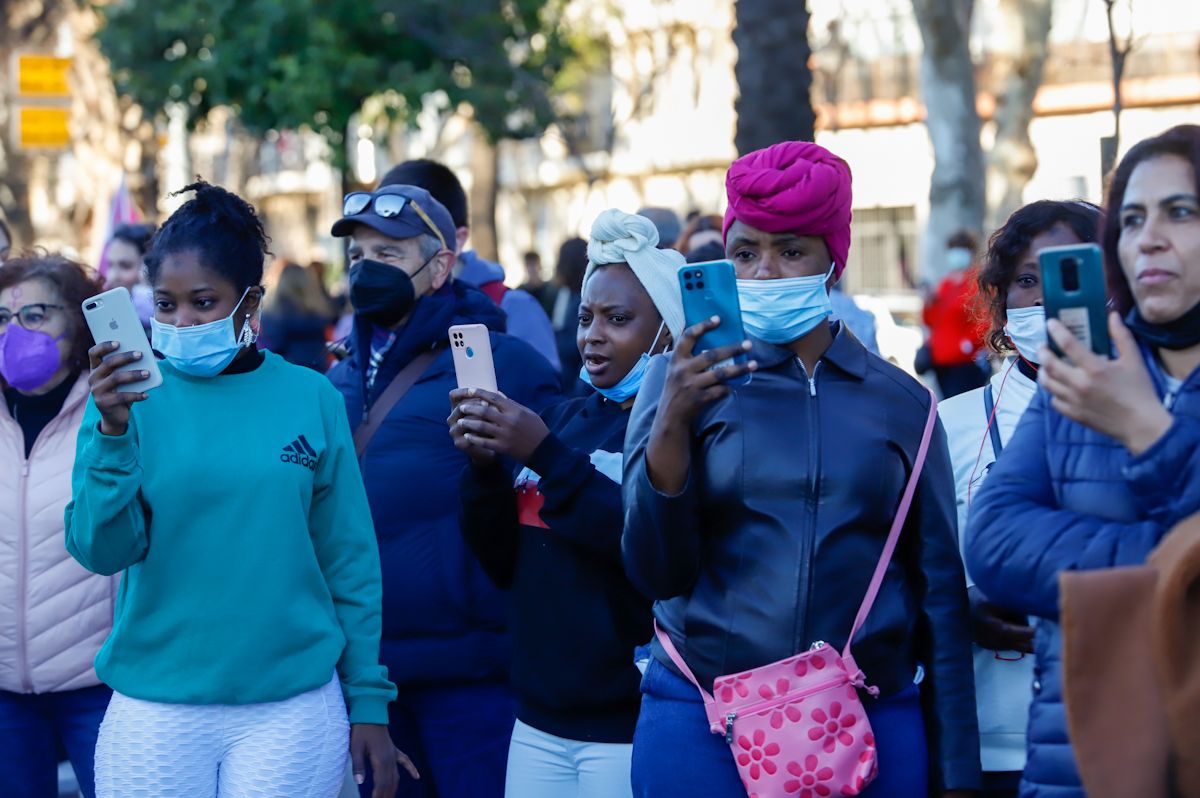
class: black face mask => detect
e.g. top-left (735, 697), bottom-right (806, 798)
top-left (348, 257), bottom-right (433, 327)
top-left (1125, 300), bottom-right (1200, 350)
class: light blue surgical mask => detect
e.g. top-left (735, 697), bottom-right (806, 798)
top-left (150, 288), bottom-right (257, 378)
top-left (579, 322), bottom-right (666, 403)
top-left (737, 263), bottom-right (836, 344)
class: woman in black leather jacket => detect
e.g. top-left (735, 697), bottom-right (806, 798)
top-left (621, 141), bottom-right (980, 798)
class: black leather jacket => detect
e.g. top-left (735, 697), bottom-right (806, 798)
top-left (622, 324), bottom-right (981, 792)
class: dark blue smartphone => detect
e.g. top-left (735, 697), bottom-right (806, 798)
top-left (1039, 243), bottom-right (1111, 358)
top-left (678, 260), bottom-right (751, 386)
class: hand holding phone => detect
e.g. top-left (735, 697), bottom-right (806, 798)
top-left (1039, 244), bottom-right (1111, 359)
top-left (678, 260), bottom-right (752, 386)
top-left (82, 287), bottom-right (162, 436)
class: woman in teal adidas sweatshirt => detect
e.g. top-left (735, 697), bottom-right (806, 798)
top-left (64, 182), bottom-right (417, 798)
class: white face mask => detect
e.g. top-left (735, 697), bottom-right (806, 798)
top-left (1004, 305), bottom-right (1046, 364)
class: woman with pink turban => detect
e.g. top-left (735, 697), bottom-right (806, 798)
top-left (621, 141), bottom-right (980, 798)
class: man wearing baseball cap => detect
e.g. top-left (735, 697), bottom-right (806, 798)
top-left (326, 184), bottom-right (562, 798)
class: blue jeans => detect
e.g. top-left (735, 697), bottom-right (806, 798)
top-left (358, 681), bottom-right (513, 798)
top-left (631, 658), bottom-right (928, 798)
top-left (0, 685), bottom-right (112, 798)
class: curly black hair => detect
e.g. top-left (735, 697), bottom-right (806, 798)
top-left (979, 200), bottom-right (1102, 354)
top-left (145, 180), bottom-right (270, 291)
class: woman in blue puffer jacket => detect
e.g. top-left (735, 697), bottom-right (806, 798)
top-left (966, 123), bottom-right (1200, 797)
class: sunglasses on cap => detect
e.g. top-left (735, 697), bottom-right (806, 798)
top-left (342, 192), bottom-right (448, 251)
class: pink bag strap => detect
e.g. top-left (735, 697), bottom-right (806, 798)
top-left (654, 620), bottom-right (724, 732)
top-left (842, 388), bottom-right (939, 664)
top-left (652, 388), bottom-right (939, 714)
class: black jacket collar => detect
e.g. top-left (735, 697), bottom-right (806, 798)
top-left (749, 321), bottom-right (870, 380)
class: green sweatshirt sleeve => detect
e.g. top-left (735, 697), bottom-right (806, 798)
top-left (310, 384), bottom-right (397, 725)
top-left (64, 399), bottom-right (150, 577)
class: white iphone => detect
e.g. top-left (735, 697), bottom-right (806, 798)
top-left (449, 323), bottom-right (497, 393)
top-left (82, 287), bottom-right (163, 392)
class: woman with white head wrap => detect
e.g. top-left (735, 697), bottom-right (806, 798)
top-left (448, 209), bottom-right (684, 798)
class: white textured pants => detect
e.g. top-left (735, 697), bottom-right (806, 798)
top-left (95, 675), bottom-right (349, 798)
top-left (504, 719), bottom-right (633, 798)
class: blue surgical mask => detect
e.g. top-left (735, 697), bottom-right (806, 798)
top-left (579, 322), bottom-right (666, 403)
top-left (946, 247), bottom-right (973, 271)
top-left (150, 288), bottom-right (257, 378)
top-left (737, 263), bottom-right (836, 344)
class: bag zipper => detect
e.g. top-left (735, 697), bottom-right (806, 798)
top-left (721, 670), bottom-right (849, 742)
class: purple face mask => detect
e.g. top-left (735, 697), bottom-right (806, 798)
top-left (0, 325), bottom-right (65, 392)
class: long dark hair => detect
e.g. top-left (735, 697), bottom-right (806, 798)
top-left (979, 200), bottom-right (1102, 353)
top-left (0, 254), bottom-right (102, 378)
top-left (1102, 125), bottom-right (1200, 315)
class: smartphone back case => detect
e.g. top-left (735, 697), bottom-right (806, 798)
top-left (81, 287), bottom-right (163, 392)
top-left (1039, 243), bottom-right (1111, 358)
top-left (449, 323), bottom-right (498, 393)
top-left (679, 260), bottom-right (751, 385)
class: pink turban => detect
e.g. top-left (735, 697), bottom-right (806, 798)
top-left (723, 141), bottom-right (853, 279)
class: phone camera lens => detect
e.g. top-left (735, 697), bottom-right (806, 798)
top-left (697, 281), bottom-right (705, 289)
top-left (683, 271), bottom-right (693, 279)
top-left (685, 282), bottom-right (694, 291)
top-left (1061, 258), bottom-right (1081, 292)
top-left (86, 303), bottom-right (96, 310)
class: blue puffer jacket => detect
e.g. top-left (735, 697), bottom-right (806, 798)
top-left (966, 347), bottom-right (1200, 797)
top-left (327, 280), bottom-right (562, 687)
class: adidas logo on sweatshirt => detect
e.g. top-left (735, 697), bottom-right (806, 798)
top-left (280, 435), bottom-right (318, 470)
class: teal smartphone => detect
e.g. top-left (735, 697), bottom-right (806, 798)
top-left (678, 260), bottom-right (751, 386)
top-left (1039, 243), bottom-right (1111, 358)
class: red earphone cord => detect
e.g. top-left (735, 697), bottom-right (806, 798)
top-left (966, 358), bottom-right (1018, 511)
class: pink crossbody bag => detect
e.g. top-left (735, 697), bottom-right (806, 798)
top-left (654, 389), bottom-right (938, 798)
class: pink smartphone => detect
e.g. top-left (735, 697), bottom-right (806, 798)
top-left (449, 323), bottom-right (497, 393)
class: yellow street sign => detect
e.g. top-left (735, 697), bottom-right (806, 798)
top-left (16, 54), bottom-right (72, 99)
top-left (17, 107), bottom-right (71, 149)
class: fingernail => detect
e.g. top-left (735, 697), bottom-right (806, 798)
top-left (711, 315), bottom-right (720, 323)
top-left (468, 388), bottom-right (476, 396)
top-left (133, 351), bottom-right (142, 359)
top-left (742, 341), bottom-right (752, 350)
top-left (140, 371), bottom-right (149, 378)
top-left (355, 774), bottom-right (365, 785)
top-left (748, 361), bottom-right (758, 370)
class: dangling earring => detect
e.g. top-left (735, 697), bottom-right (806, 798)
top-left (238, 312), bottom-right (258, 347)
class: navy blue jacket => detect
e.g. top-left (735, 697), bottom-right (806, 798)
top-left (459, 393), bottom-right (650, 743)
top-left (966, 346), bottom-right (1200, 797)
top-left (327, 280), bottom-right (561, 687)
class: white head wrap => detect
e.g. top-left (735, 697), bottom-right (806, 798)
top-left (583, 209), bottom-right (686, 341)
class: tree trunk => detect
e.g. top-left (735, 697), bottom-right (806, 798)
top-left (1103, 0), bottom-right (1133, 176)
top-left (986, 0), bottom-right (1054, 229)
top-left (468, 125), bottom-right (499, 264)
top-left (733, 0), bottom-right (816, 155)
top-left (913, 0), bottom-right (986, 282)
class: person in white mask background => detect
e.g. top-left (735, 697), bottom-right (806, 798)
top-left (65, 181), bottom-right (416, 798)
top-left (448, 208), bottom-right (683, 798)
top-left (937, 199), bottom-right (1101, 798)
top-left (922, 232), bottom-right (991, 397)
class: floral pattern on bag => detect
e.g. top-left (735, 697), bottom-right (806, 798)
top-left (710, 645), bottom-right (879, 798)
